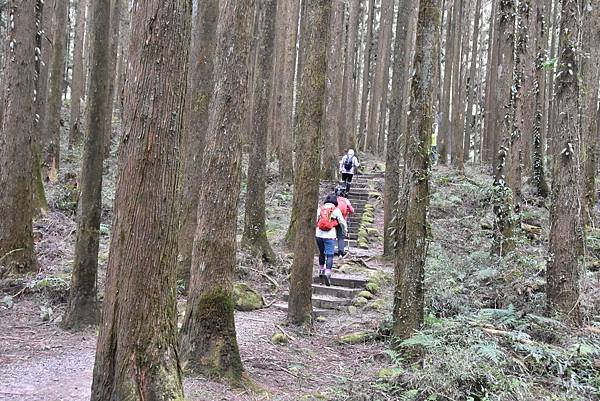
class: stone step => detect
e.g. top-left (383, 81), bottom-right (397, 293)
top-left (272, 302), bottom-right (336, 318)
top-left (312, 273), bottom-right (368, 288)
top-left (283, 293), bottom-right (351, 310)
top-left (312, 284), bottom-right (362, 299)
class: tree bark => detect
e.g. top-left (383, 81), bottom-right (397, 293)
top-left (581, 0), bottom-right (600, 213)
top-left (176, 0), bottom-right (219, 287)
top-left (482, 0), bottom-right (498, 164)
top-left (0, 0), bottom-right (37, 276)
top-left (322, 0), bottom-right (345, 179)
top-left (491, 0), bottom-right (516, 256)
top-left (546, 0), bottom-right (583, 323)
top-left (35, 0), bottom-right (54, 146)
top-left (61, 0), bottom-right (111, 331)
top-left (450, 0), bottom-right (464, 166)
top-left (357, 0), bottom-right (375, 151)
top-left (242, 0), bottom-right (277, 263)
top-left (101, 0), bottom-right (121, 159)
top-left (68, 0), bottom-right (87, 147)
top-left (287, 0), bottom-right (331, 326)
top-left (532, 1), bottom-right (550, 198)
top-left (463, 0), bottom-right (482, 167)
top-left (439, 0), bottom-right (457, 164)
top-left (339, 0), bottom-right (360, 151)
top-left (383, 0), bottom-right (416, 256)
top-left (393, 0), bottom-right (440, 339)
top-left (43, 0), bottom-right (69, 176)
top-left (89, 1), bottom-right (191, 399)
top-left (367, 0), bottom-right (394, 155)
top-left (179, 0), bottom-right (254, 382)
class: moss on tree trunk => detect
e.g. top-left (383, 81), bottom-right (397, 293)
top-left (179, 0), bottom-right (254, 382)
top-left (392, 0), bottom-right (440, 340)
top-left (0, 0), bottom-right (37, 276)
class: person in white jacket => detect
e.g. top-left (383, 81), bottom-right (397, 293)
top-left (339, 149), bottom-right (360, 193)
top-left (316, 194), bottom-right (347, 286)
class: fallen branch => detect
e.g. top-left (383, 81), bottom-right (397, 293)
top-left (276, 324), bottom-right (296, 342)
top-left (585, 326), bottom-right (600, 334)
top-left (0, 248), bottom-right (24, 264)
top-left (249, 267), bottom-right (279, 289)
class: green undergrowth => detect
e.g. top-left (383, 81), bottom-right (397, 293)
top-left (373, 309), bottom-right (600, 401)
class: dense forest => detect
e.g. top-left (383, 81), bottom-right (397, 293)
top-left (0, 0), bottom-right (599, 400)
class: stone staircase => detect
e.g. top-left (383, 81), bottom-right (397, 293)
top-left (274, 172), bottom-right (383, 318)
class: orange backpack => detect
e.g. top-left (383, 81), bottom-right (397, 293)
top-left (317, 206), bottom-right (339, 231)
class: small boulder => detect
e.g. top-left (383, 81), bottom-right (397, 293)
top-left (337, 331), bottom-right (371, 345)
top-left (353, 296), bottom-right (369, 307)
top-left (271, 332), bottom-right (288, 345)
top-left (233, 283), bottom-right (265, 311)
top-left (378, 367), bottom-right (401, 379)
top-left (365, 282), bottom-right (380, 294)
top-left (316, 316), bottom-right (327, 322)
top-left (347, 305), bottom-right (358, 315)
top-left (357, 290), bottom-right (374, 300)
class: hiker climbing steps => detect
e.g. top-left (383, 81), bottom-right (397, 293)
top-left (275, 172), bottom-right (384, 317)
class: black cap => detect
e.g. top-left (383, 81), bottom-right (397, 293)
top-left (325, 194), bottom-right (338, 206)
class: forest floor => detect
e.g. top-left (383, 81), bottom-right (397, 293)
top-left (1, 142), bottom-right (600, 400)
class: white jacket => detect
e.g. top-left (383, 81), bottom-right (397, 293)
top-left (315, 203), bottom-right (347, 239)
top-left (339, 155), bottom-right (360, 175)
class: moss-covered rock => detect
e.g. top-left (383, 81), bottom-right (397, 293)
top-left (337, 331), bottom-right (371, 345)
top-left (366, 227), bottom-right (380, 236)
top-left (357, 290), bottom-right (374, 300)
top-left (367, 298), bottom-right (386, 311)
top-left (357, 240), bottom-right (369, 249)
top-left (353, 296), bottom-right (369, 307)
top-left (271, 332), bottom-right (288, 345)
top-left (348, 305), bottom-right (358, 315)
top-left (233, 283), bottom-right (264, 311)
top-left (365, 282), bottom-right (380, 294)
top-left (364, 204), bottom-right (375, 212)
top-left (316, 316), bottom-right (327, 323)
top-left (368, 191), bottom-right (382, 199)
top-left (362, 215), bottom-right (374, 224)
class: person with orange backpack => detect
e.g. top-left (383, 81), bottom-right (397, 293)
top-left (335, 187), bottom-right (354, 258)
top-left (316, 194), bottom-right (347, 286)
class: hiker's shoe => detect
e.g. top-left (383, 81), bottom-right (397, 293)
top-left (319, 270), bottom-right (325, 285)
top-left (324, 270), bottom-right (332, 287)
top-left (340, 250), bottom-right (349, 259)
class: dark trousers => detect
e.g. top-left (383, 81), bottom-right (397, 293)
top-left (341, 172), bottom-right (353, 192)
top-left (336, 225), bottom-right (345, 255)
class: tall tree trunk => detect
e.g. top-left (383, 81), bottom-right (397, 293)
top-left (0, 0), bottom-right (37, 276)
top-left (509, 0), bottom-right (531, 208)
top-left (383, 0), bottom-right (416, 256)
top-left (439, 0), bottom-right (457, 164)
top-left (176, 0), bottom-right (219, 287)
top-left (450, 0), bottom-right (464, 166)
top-left (463, 0), bottom-right (482, 167)
top-left (242, 0), bottom-right (277, 263)
top-left (287, 0), bottom-right (331, 326)
top-left (179, 0), bottom-right (254, 382)
top-left (482, 0), bottom-right (498, 164)
top-left (491, 0), bottom-right (516, 256)
top-left (532, 1), bottom-right (550, 198)
top-left (89, 1), bottom-right (191, 399)
top-left (68, 0), bottom-right (87, 147)
top-left (43, 0), bottom-right (69, 176)
top-left (546, 0), bottom-right (582, 323)
top-left (35, 0), bottom-right (54, 146)
top-left (357, 0), bottom-right (375, 151)
top-left (61, 0), bottom-right (111, 331)
top-left (581, 0), bottom-right (600, 213)
top-left (101, 0), bottom-right (121, 159)
top-left (339, 0), bottom-right (360, 151)
top-left (322, 0), bottom-right (345, 179)
top-left (393, 0), bottom-right (440, 339)
top-left (277, 0), bottom-right (300, 183)
top-left (368, 0), bottom-right (394, 155)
